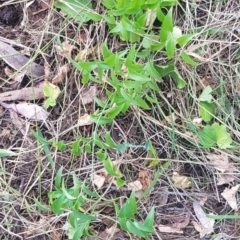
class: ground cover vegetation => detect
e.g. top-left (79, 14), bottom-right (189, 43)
top-left (0, 0), bottom-right (240, 239)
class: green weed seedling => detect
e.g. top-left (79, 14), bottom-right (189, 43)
top-left (48, 167), bottom-right (98, 239)
top-left (116, 191), bottom-right (155, 239)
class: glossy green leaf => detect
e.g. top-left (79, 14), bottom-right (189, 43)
top-left (198, 86), bottom-right (213, 103)
top-left (90, 115), bottom-right (113, 125)
top-left (199, 101), bottom-right (215, 122)
top-left (166, 35), bottom-right (175, 59)
top-left (181, 51), bottom-right (198, 66)
top-left (160, 8), bottom-right (173, 42)
top-left (105, 131), bottom-right (117, 148)
top-left (126, 220), bottom-right (146, 237)
top-left (71, 139), bottom-right (81, 156)
top-left (54, 0), bottom-right (92, 24)
top-left (135, 96), bottom-right (151, 110)
top-left (55, 166), bottom-right (63, 190)
top-left (51, 194), bottom-right (65, 214)
top-left (0, 149), bottom-right (17, 158)
top-left (144, 207), bottom-right (155, 229)
top-left (104, 158), bottom-right (122, 177)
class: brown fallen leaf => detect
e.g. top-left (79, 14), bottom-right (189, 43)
top-left (81, 86), bottom-right (97, 105)
top-left (78, 114), bottom-right (93, 126)
top-left (192, 202), bottom-right (215, 237)
top-left (52, 64), bottom-right (70, 85)
top-left (172, 212), bottom-right (190, 229)
top-left (172, 172), bottom-right (191, 189)
top-left (0, 102), bottom-right (49, 121)
top-left (138, 170), bottom-right (152, 190)
top-left (221, 184), bottom-right (240, 211)
top-left (55, 40), bottom-right (76, 59)
top-left (0, 40), bottom-right (44, 78)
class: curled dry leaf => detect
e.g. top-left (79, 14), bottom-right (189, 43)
top-left (78, 113), bottom-right (93, 126)
top-left (81, 86), bottom-right (97, 105)
top-left (172, 172), bottom-right (191, 189)
top-left (0, 40), bottom-right (44, 78)
top-left (145, 9), bottom-right (156, 28)
top-left (52, 64), bottom-right (70, 85)
top-left (192, 202), bottom-right (215, 237)
top-left (0, 102), bottom-right (49, 121)
top-left (55, 40), bottom-right (75, 58)
top-left (221, 184), bottom-right (240, 211)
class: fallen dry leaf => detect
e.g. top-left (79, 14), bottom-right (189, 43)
top-left (52, 64), bottom-right (70, 85)
top-left (127, 180), bottom-right (143, 198)
top-left (0, 40), bottom-right (44, 78)
top-left (171, 212), bottom-right (190, 229)
top-left (23, 218), bottom-right (49, 237)
top-left (192, 202), bottom-right (215, 237)
top-left (207, 152), bottom-right (236, 173)
top-left (217, 174), bottom-right (235, 185)
top-left (76, 44), bottom-right (103, 61)
top-left (9, 110), bottom-right (25, 134)
top-left (207, 153), bottom-right (237, 185)
top-left (127, 180), bottom-right (143, 192)
top-left (105, 224), bottom-right (120, 236)
top-left (81, 86), bottom-right (97, 105)
top-left (192, 221), bottom-right (213, 238)
top-left (193, 117), bottom-right (203, 125)
top-left (165, 113), bottom-right (178, 124)
top-left (157, 187), bottom-right (169, 206)
top-left (55, 41), bottom-right (75, 59)
top-left (78, 113), bottom-right (93, 126)
top-left (0, 102), bottom-right (49, 121)
top-left (0, 83), bottom-right (44, 102)
top-left (93, 173), bottom-right (106, 190)
top-left (138, 170), bottom-right (151, 190)
top-left (145, 9), bottom-right (156, 28)
top-left (157, 224), bottom-right (183, 234)
top-left (221, 184), bottom-right (240, 211)
top-left (172, 172), bottom-right (191, 189)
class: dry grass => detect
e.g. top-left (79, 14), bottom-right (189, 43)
top-left (0, 0), bottom-right (240, 239)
